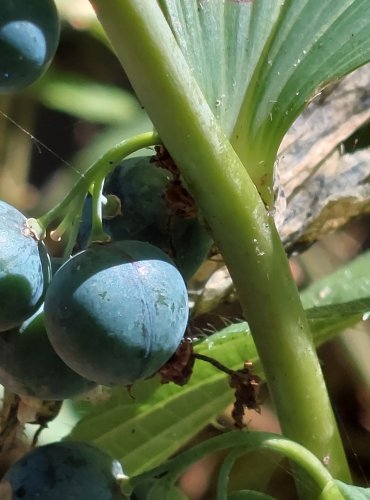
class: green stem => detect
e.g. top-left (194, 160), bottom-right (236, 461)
top-left (129, 431), bottom-right (344, 500)
top-left (89, 0), bottom-right (350, 487)
top-left (89, 176), bottom-right (111, 243)
top-left (27, 132), bottom-right (159, 239)
top-left (62, 196), bottom-right (85, 259)
top-left (50, 196), bottom-right (82, 243)
top-left (217, 448), bottom-right (244, 500)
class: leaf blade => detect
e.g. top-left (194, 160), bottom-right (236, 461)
top-left (68, 293), bottom-right (370, 475)
top-left (159, 1), bottom-right (370, 202)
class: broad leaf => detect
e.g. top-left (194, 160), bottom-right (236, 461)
top-left (158, 0), bottom-right (282, 137)
top-left (68, 297), bottom-right (370, 475)
top-left (33, 71), bottom-right (142, 125)
top-left (159, 1), bottom-right (370, 202)
top-left (69, 327), bottom-right (254, 475)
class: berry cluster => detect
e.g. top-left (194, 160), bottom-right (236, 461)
top-left (0, 191), bottom-right (190, 498)
top-left (0, 2), bottom-right (211, 496)
top-left (0, 199), bottom-right (190, 397)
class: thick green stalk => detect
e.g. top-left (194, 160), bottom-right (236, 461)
top-left (89, 0), bottom-right (350, 484)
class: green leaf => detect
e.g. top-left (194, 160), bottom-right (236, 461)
top-left (159, 1), bottom-right (370, 202)
top-left (307, 299), bottom-right (370, 344)
top-left (32, 70), bottom-right (142, 125)
top-left (158, 0), bottom-right (281, 137)
top-left (301, 251), bottom-right (370, 308)
top-left (68, 296), bottom-right (370, 475)
top-left (69, 327), bottom-right (255, 476)
top-left (234, 1), bottom-right (370, 161)
top-left (335, 480), bottom-right (370, 500)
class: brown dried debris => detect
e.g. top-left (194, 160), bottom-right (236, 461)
top-left (229, 361), bottom-right (261, 430)
top-left (159, 338), bottom-right (196, 386)
top-left (152, 145), bottom-right (198, 219)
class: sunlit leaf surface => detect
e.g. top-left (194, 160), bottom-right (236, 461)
top-left (68, 292), bottom-right (370, 475)
top-left (69, 327), bottom-right (254, 475)
top-left (158, 0), bottom-right (370, 202)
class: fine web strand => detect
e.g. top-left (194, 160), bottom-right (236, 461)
top-left (0, 109), bottom-right (86, 181)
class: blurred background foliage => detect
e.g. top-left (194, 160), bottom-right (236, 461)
top-left (0, 0), bottom-right (150, 216)
top-left (0, 1), bottom-right (370, 498)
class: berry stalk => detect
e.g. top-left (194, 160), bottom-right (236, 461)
top-left (27, 131), bottom-right (160, 241)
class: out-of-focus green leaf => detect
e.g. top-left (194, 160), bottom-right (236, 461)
top-left (33, 71), bottom-right (142, 124)
top-left (301, 251), bottom-right (370, 308)
top-left (159, 1), bottom-right (370, 202)
top-left (67, 295), bottom-right (370, 475)
top-left (307, 299), bottom-right (370, 344)
top-left (302, 252), bottom-right (370, 396)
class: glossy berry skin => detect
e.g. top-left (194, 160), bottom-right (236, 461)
top-left (0, 0), bottom-right (60, 93)
top-left (78, 156), bottom-right (212, 280)
top-left (0, 201), bottom-right (51, 332)
top-left (44, 240), bottom-right (189, 386)
top-left (1, 441), bottom-right (124, 499)
top-left (0, 306), bottom-right (96, 400)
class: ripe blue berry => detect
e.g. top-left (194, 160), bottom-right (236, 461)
top-left (0, 0), bottom-right (60, 92)
top-left (0, 201), bottom-right (51, 332)
top-left (44, 240), bottom-right (189, 386)
top-left (78, 155), bottom-right (212, 280)
top-left (0, 306), bottom-right (96, 400)
top-left (1, 441), bottom-right (124, 499)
